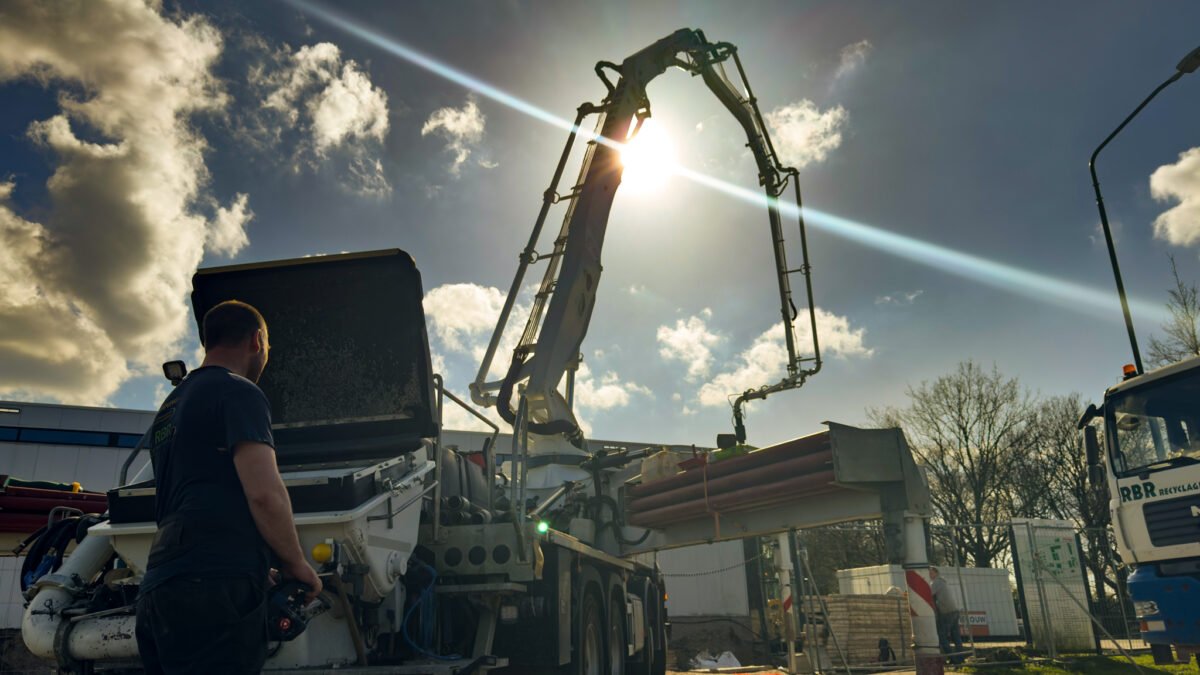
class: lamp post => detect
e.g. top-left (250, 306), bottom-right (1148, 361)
top-left (1089, 45), bottom-right (1200, 375)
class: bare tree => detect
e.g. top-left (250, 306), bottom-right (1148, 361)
top-left (1148, 255), bottom-right (1200, 367)
top-left (869, 361), bottom-right (1036, 568)
top-left (1031, 394), bottom-right (1116, 609)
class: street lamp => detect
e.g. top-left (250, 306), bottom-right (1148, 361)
top-left (1089, 45), bottom-right (1200, 376)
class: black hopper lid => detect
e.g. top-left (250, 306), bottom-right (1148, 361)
top-left (191, 249), bottom-right (438, 464)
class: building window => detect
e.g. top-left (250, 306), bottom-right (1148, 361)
top-left (0, 426), bottom-right (144, 449)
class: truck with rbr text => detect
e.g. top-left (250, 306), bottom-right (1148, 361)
top-left (1082, 357), bottom-right (1200, 666)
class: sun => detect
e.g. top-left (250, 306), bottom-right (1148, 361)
top-left (619, 118), bottom-right (677, 194)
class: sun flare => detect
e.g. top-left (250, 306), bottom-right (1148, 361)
top-left (619, 118), bottom-right (677, 194)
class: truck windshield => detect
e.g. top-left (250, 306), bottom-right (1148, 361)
top-left (1109, 371), bottom-right (1200, 476)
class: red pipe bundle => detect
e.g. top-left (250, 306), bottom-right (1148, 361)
top-left (0, 484), bottom-right (107, 534)
top-left (627, 430), bottom-right (843, 528)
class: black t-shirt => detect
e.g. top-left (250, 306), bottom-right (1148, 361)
top-left (140, 366), bottom-right (276, 594)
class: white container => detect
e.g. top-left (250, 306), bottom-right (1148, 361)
top-left (640, 448), bottom-right (678, 485)
top-left (837, 564), bottom-right (1020, 638)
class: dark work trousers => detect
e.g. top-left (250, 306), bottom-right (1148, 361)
top-left (936, 609), bottom-right (964, 664)
top-left (136, 576), bottom-right (268, 674)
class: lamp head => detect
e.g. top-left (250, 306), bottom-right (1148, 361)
top-left (1177, 45), bottom-right (1200, 74)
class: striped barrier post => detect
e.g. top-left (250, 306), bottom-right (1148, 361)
top-left (905, 513), bottom-right (944, 675)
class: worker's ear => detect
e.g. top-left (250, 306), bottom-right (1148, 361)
top-left (250, 328), bottom-right (267, 354)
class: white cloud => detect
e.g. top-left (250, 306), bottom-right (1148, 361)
top-left (875, 290), bottom-right (924, 306)
top-left (656, 312), bottom-right (723, 381)
top-left (1089, 219), bottom-right (1122, 248)
top-left (573, 364), bottom-right (652, 411)
top-left (0, 0), bottom-right (247, 404)
top-left (208, 193), bottom-right (253, 256)
top-left (422, 97), bottom-right (489, 175)
top-left (834, 40), bottom-right (873, 81)
top-left (697, 309), bottom-right (872, 407)
top-left (627, 284), bottom-right (646, 295)
top-left (422, 282), bottom-right (647, 431)
top-left (260, 41), bottom-right (390, 195)
top-left (1150, 147), bottom-right (1200, 247)
top-left (423, 283), bottom-right (509, 354)
top-left (430, 351), bottom-right (448, 378)
top-left (764, 100), bottom-right (848, 169)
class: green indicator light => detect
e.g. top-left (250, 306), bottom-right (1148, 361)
top-left (536, 521), bottom-right (550, 534)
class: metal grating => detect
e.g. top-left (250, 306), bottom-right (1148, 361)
top-left (1143, 494), bottom-right (1200, 547)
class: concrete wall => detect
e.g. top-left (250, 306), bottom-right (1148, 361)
top-left (657, 540), bottom-right (751, 617)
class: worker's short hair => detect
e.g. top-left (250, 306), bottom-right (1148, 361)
top-left (202, 300), bottom-right (266, 349)
top-left (929, 566), bottom-right (939, 573)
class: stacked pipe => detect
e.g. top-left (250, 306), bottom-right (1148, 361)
top-left (627, 430), bottom-right (841, 528)
top-left (0, 482), bottom-right (107, 535)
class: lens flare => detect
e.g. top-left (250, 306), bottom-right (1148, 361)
top-left (620, 118), bottom-right (677, 194)
top-left (287, 0), bottom-right (1170, 326)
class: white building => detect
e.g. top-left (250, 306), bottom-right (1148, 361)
top-left (0, 400), bottom-right (155, 628)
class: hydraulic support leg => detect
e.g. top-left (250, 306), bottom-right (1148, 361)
top-left (901, 513), bottom-right (943, 675)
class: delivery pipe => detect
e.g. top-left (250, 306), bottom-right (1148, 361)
top-left (629, 484), bottom-right (845, 529)
top-left (0, 495), bottom-right (108, 512)
top-left (22, 533), bottom-right (116, 660)
top-left (628, 469), bottom-right (836, 527)
top-left (628, 434), bottom-right (831, 498)
top-left (627, 451), bottom-right (832, 513)
top-left (64, 614), bottom-right (140, 662)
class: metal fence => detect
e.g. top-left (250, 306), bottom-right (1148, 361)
top-left (787, 517), bottom-right (1143, 669)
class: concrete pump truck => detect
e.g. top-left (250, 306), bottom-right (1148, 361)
top-left (19, 28), bottom-right (941, 674)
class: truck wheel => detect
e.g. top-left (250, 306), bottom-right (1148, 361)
top-left (628, 614), bottom-right (657, 675)
top-left (608, 594), bottom-right (626, 675)
top-left (576, 590), bottom-right (605, 675)
top-left (627, 576), bottom-right (666, 675)
top-left (1150, 643), bottom-right (1173, 665)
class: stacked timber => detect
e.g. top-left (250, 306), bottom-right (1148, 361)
top-left (803, 594), bottom-right (912, 666)
top-left (627, 430), bottom-right (842, 528)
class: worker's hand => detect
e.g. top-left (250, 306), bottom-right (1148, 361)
top-left (282, 560), bottom-right (323, 601)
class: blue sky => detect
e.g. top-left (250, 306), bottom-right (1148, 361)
top-left (2, 1), bottom-right (1199, 448)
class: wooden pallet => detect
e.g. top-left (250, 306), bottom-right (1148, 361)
top-left (800, 595), bottom-right (913, 666)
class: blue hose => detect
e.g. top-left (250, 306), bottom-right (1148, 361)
top-left (402, 558), bottom-right (461, 661)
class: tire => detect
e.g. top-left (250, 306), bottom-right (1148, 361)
top-left (627, 578), bottom-right (664, 675)
top-left (608, 594), bottom-right (626, 675)
top-left (575, 590), bottom-right (605, 675)
top-left (1150, 643), bottom-right (1173, 665)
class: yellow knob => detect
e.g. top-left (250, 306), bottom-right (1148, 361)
top-left (311, 542), bottom-right (334, 564)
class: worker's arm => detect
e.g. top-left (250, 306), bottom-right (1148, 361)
top-left (234, 442), bottom-right (322, 598)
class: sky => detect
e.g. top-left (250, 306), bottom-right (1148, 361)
top-left (2, 0), bottom-right (1200, 449)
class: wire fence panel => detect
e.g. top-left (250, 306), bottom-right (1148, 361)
top-left (797, 518), bottom-right (1143, 665)
top-left (1012, 519), bottom-right (1097, 654)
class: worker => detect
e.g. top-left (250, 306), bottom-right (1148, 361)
top-left (135, 300), bottom-right (322, 674)
top-left (928, 566), bottom-right (964, 664)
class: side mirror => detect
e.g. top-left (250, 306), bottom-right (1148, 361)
top-left (1083, 426), bottom-right (1104, 487)
top-left (1077, 403), bottom-right (1101, 430)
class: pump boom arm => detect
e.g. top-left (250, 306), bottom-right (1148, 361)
top-left (470, 29), bottom-right (821, 445)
